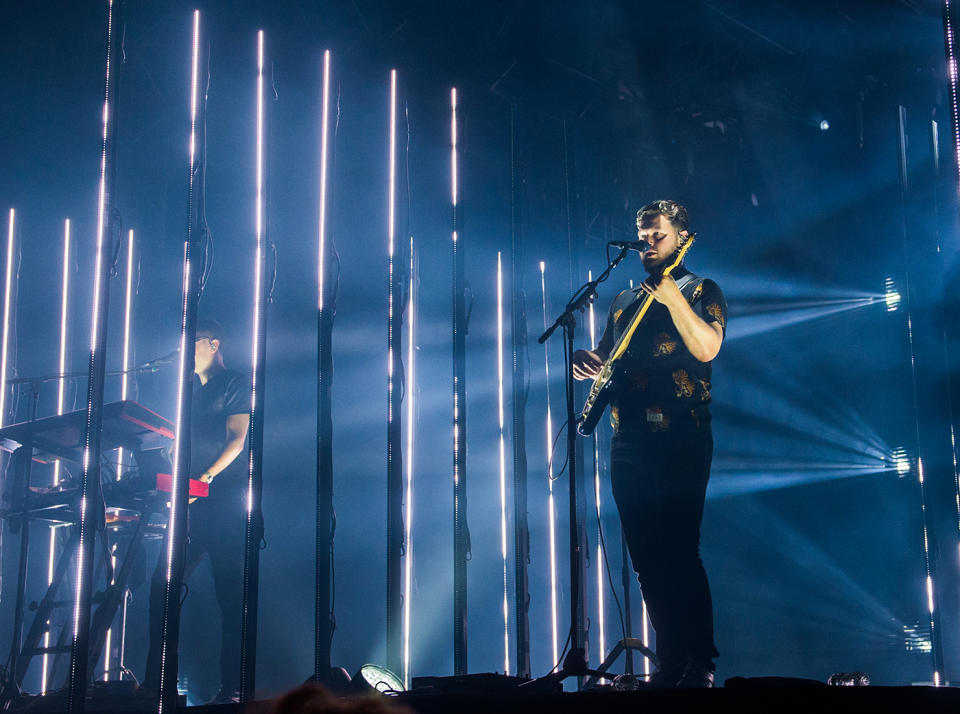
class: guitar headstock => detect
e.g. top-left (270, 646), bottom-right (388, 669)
top-left (662, 231), bottom-right (696, 277)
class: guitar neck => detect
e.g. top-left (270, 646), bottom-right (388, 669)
top-left (604, 240), bottom-right (695, 364)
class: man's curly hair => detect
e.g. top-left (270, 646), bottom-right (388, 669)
top-left (636, 199), bottom-right (690, 235)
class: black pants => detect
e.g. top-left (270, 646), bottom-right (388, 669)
top-left (146, 492), bottom-right (245, 693)
top-left (610, 423), bottom-right (719, 668)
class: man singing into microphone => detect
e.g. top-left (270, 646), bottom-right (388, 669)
top-left (573, 200), bottom-right (727, 688)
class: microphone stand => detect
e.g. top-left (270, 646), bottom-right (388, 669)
top-left (530, 246), bottom-right (628, 690)
top-left (4, 350), bottom-right (179, 391)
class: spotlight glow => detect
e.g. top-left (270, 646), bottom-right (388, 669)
top-left (496, 252), bottom-right (510, 675)
top-left (587, 270), bottom-right (605, 661)
top-left (538, 261), bottom-right (559, 667)
top-left (0, 208), bottom-right (15, 428)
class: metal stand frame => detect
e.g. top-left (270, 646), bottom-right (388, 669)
top-left (67, 2), bottom-right (123, 710)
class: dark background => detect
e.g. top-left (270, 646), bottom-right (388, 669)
top-left (1, 0), bottom-right (959, 701)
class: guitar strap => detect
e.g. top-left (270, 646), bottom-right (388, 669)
top-left (674, 271), bottom-right (701, 296)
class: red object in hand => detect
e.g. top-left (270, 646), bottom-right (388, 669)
top-left (155, 472), bottom-right (209, 498)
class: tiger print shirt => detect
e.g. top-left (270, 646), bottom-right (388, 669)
top-left (595, 265), bottom-right (727, 435)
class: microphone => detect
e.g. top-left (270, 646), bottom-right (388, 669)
top-left (138, 347), bottom-right (180, 370)
top-left (608, 240), bottom-right (649, 252)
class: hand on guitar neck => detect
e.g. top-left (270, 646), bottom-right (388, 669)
top-left (573, 348), bottom-right (608, 380)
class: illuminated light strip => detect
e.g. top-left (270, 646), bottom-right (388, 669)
top-left (249, 29), bottom-right (265, 517)
top-left (587, 271), bottom-right (605, 662)
top-left (159, 12), bottom-right (202, 711)
top-left (403, 236), bottom-right (415, 688)
top-left (42, 218), bottom-right (72, 694)
top-left (118, 229), bottom-right (135, 477)
top-left (72, 3), bottom-right (116, 698)
top-left (917, 456), bottom-right (941, 685)
top-left (388, 69), bottom-right (396, 406)
top-left (56, 220), bottom-right (71, 483)
top-left (945, 1), bottom-right (960, 201)
top-left (496, 251), bottom-right (510, 675)
top-left (451, 87), bottom-right (459, 484)
top-left (105, 228), bottom-right (133, 680)
top-left (318, 50), bottom-right (331, 311)
top-left (105, 229), bottom-right (133, 680)
top-left (938, 4), bottom-right (960, 590)
top-left (104, 549), bottom-right (116, 681)
top-left (0, 208), bottom-right (15, 428)
top-left (538, 262), bottom-right (559, 667)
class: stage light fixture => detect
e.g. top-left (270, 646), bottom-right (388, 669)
top-left (496, 251), bottom-right (510, 675)
top-left (892, 447), bottom-right (910, 477)
top-left (0, 208), bottom-right (15, 428)
top-left (538, 261), bottom-right (560, 667)
top-left (587, 270), bottom-right (605, 661)
top-left (352, 664), bottom-right (404, 695)
top-left (403, 235), bottom-right (415, 688)
top-left (883, 277), bottom-right (901, 312)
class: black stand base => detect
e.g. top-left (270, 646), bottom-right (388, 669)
top-left (583, 638), bottom-right (659, 689)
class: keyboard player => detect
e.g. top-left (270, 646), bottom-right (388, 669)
top-left (145, 319), bottom-right (251, 704)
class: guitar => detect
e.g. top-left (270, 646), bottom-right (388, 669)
top-left (577, 234), bottom-right (696, 436)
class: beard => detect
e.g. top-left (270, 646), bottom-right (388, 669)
top-left (642, 251), bottom-right (671, 275)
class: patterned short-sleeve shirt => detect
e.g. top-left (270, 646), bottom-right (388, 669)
top-left (595, 265), bottom-right (727, 434)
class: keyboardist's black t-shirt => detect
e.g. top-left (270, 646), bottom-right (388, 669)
top-left (191, 368), bottom-right (250, 492)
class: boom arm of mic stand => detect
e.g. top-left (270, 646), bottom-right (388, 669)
top-left (538, 247), bottom-right (628, 345)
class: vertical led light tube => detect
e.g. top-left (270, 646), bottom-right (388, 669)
top-left (314, 47), bottom-right (335, 680)
top-left (158, 11), bottom-right (203, 712)
top-left (117, 229), bottom-right (135, 476)
top-left (450, 86), bottom-right (469, 676)
top-left (70, 0), bottom-right (121, 708)
top-left (402, 235), bottom-right (415, 688)
top-left (102, 230), bottom-right (133, 682)
top-left (240, 31), bottom-right (268, 702)
top-left (538, 262), bottom-right (560, 667)
top-left (587, 271), bottom-right (605, 661)
top-left (42, 218), bottom-right (72, 694)
top-left (496, 252), bottom-right (510, 675)
top-left (944, 1), bottom-right (960, 201)
top-left (385, 68), bottom-right (404, 675)
top-left (318, 50), bottom-right (331, 310)
top-left (941, 0), bottom-right (960, 596)
top-left (0, 209), bottom-right (15, 428)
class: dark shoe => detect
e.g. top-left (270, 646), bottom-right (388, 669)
top-left (208, 688), bottom-right (240, 705)
top-left (676, 661), bottom-right (715, 689)
top-left (647, 662), bottom-right (685, 688)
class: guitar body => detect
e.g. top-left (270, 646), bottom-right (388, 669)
top-left (576, 363), bottom-right (622, 436)
top-left (577, 235), bottom-right (697, 436)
